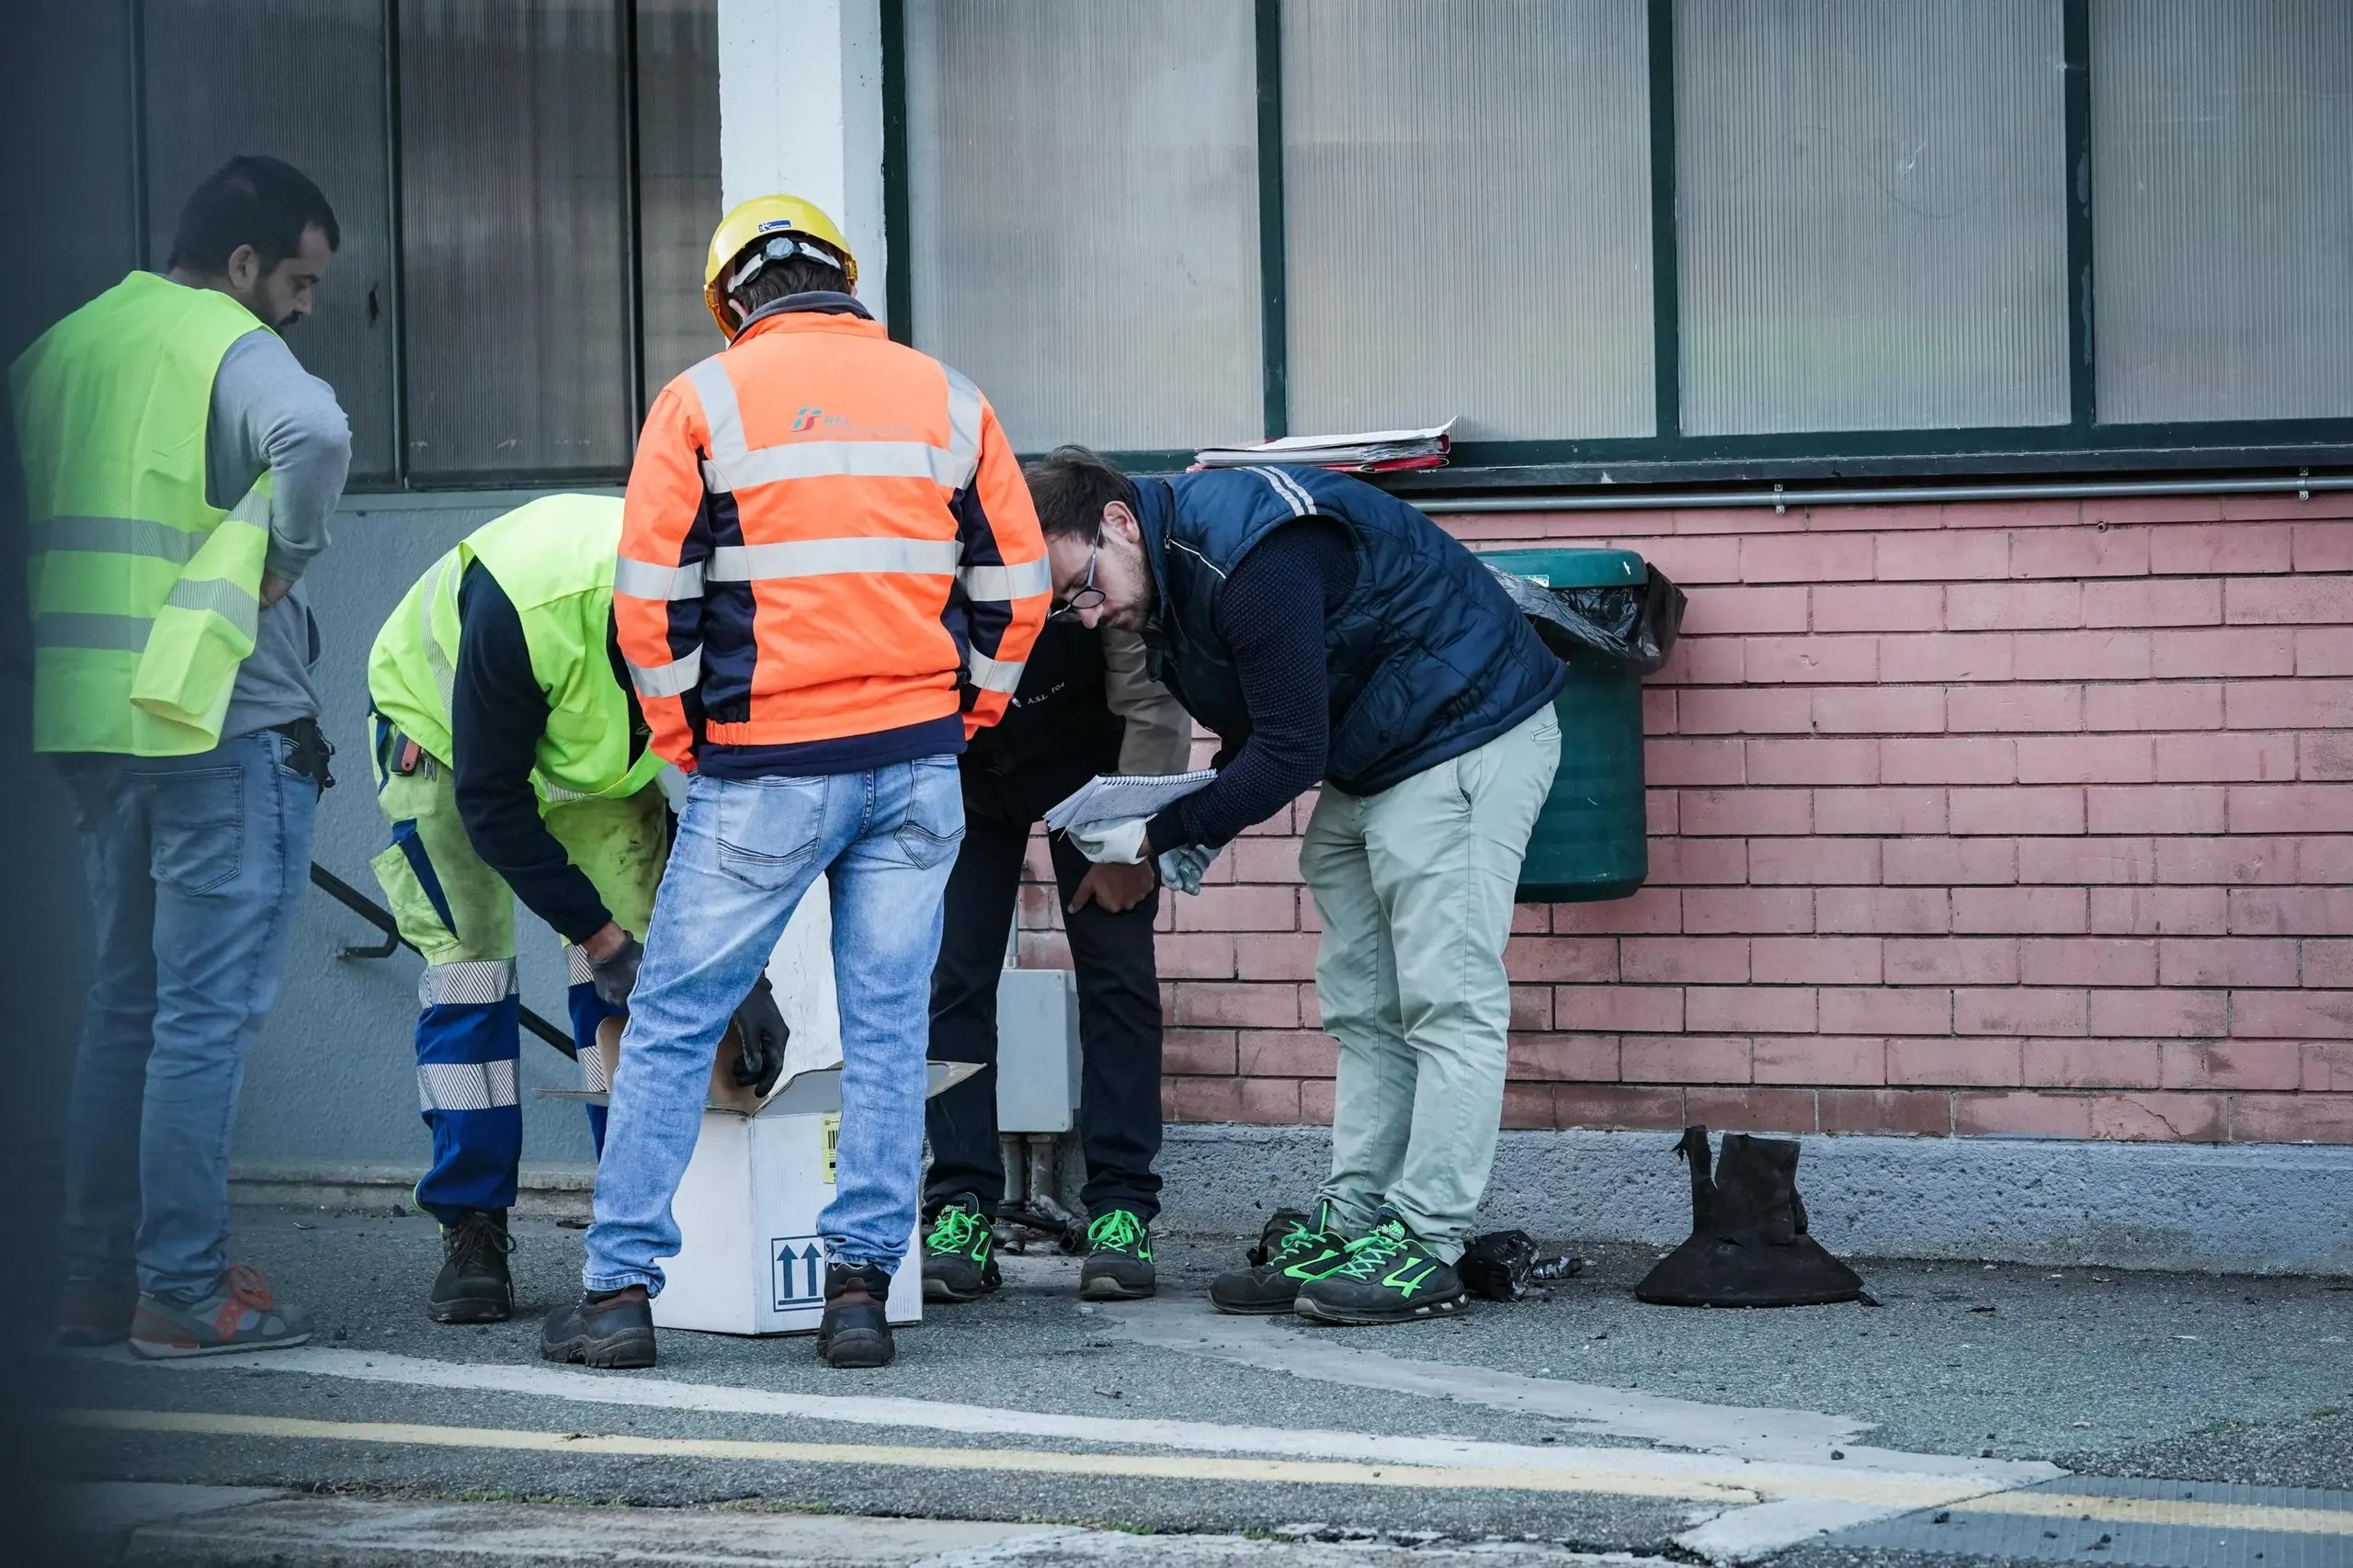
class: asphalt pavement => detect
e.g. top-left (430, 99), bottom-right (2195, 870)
top-left (34, 1205), bottom-right (2353, 1565)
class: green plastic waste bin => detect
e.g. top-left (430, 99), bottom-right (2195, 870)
top-left (1481, 546), bottom-right (1651, 903)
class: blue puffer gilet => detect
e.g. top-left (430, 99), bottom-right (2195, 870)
top-left (1135, 465), bottom-right (1565, 798)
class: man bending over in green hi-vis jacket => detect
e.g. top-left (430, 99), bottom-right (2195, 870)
top-left (365, 494), bottom-right (787, 1326)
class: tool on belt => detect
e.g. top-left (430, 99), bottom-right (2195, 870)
top-left (271, 716), bottom-right (335, 791)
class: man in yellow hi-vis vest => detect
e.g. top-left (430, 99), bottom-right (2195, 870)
top-left (11, 156), bottom-right (351, 1359)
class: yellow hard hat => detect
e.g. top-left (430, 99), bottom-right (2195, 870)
top-left (702, 194), bottom-right (858, 338)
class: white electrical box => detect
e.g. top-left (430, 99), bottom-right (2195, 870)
top-left (995, 967), bottom-right (1080, 1133)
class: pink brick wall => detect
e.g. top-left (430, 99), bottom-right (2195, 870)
top-left (1015, 492), bottom-right (2353, 1146)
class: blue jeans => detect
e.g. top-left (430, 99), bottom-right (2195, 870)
top-left (55, 731), bottom-right (318, 1299)
top-left (583, 756), bottom-right (964, 1294)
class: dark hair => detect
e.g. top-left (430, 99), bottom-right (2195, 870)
top-left (1024, 446), bottom-right (1139, 542)
top-left (730, 253), bottom-right (849, 319)
top-left (167, 154), bottom-right (340, 275)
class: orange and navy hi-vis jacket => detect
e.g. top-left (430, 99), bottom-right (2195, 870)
top-left (616, 297), bottom-right (1049, 776)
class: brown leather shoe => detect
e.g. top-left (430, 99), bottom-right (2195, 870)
top-left (815, 1262), bottom-right (894, 1369)
top-left (540, 1285), bottom-right (655, 1369)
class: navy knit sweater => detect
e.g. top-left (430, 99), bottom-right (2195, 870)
top-left (1146, 517), bottom-right (1357, 852)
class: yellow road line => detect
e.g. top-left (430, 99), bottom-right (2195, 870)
top-left (78, 1407), bottom-right (2344, 1539)
top-left (55, 1409), bottom-right (1752, 1502)
top-left (1964, 1490), bottom-right (2353, 1538)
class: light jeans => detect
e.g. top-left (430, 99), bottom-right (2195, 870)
top-left (55, 731), bottom-right (319, 1299)
top-left (582, 756), bottom-right (964, 1293)
top-left (1300, 705), bottom-right (1561, 1263)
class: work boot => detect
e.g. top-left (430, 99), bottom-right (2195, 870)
top-left (1207, 1203), bottom-right (1349, 1314)
top-left (816, 1261), bottom-right (894, 1369)
top-left (58, 1275), bottom-right (138, 1348)
top-left (129, 1263), bottom-right (314, 1358)
top-left (920, 1196), bottom-right (1000, 1303)
top-left (540, 1286), bottom-right (656, 1369)
top-left (1078, 1208), bottom-right (1156, 1301)
top-left (428, 1210), bottom-right (515, 1324)
top-left (1291, 1210), bottom-right (1467, 1326)
top-left (1634, 1126), bottom-right (1864, 1308)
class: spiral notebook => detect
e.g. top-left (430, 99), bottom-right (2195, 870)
top-left (1043, 768), bottom-right (1217, 835)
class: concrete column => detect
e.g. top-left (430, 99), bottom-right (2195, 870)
top-left (714, 1), bottom-right (882, 1060)
top-left (715, 0), bottom-right (889, 328)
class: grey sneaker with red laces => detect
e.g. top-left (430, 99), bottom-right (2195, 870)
top-left (129, 1263), bottom-right (313, 1358)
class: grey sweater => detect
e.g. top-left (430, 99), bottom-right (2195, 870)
top-left (205, 324), bottom-right (353, 736)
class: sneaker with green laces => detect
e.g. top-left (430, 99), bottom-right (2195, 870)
top-left (1291, 1210), bottom-right (1467, 1325)
top-left (920, 1196), bottom-right (1000, 1303)
top-left (1207, 1202), bottom-right (1350, 1314)
top-left (1078, 1208), bottom-right (1156, 1301)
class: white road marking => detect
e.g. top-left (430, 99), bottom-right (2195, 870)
top-left (1104, 1298), bottom-right (2045, 1480)
top-left (1101, 1297), bottom-right (2060, 1562)
top-left (1675, 1497), bottom-right (1899, 1562)
top-left (132, 1345), bottom-right (2018, 1513)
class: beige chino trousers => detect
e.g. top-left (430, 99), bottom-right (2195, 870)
top-left (1299, 704), bottom-right (1561, 1262)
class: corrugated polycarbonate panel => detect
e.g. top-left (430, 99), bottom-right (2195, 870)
top-left (634, 0), bottom-right (722, 406)
top-left (1676, 0), bottom-right (2069, 436)
top-left (2092, 0), bottom-right (2353, 424)
top-left (141, 0), bottom-right (396, 482)
top-left (904, 0), bottom-right (1261, 452)
top-left (399, 0), bottom-right (632, 478)
top-left (1282, 0), bottom-right (1654, 441)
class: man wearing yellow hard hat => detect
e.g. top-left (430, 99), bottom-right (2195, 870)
top-left (544, 195), bottom-right (1048, 1371)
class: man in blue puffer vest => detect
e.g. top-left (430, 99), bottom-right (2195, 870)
top-left (1027, 448), bottom-right (1564, 1327)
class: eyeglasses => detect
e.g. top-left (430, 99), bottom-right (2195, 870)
top-left (1051, 543), bottom-right (1106, 620)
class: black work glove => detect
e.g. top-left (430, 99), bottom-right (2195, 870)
top-left (731, 974), bottom-right (790, 1096)
top-left (587, 934), bottom-right (643, 1009)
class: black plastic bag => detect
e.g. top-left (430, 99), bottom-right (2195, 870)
top-left (1459, 1229), bottom-right (1586, 1301)
top-left (1485, 562), bottom-right (1688, 676)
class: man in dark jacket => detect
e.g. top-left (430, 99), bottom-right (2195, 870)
top-left (1027, 449), bottom-right (1563, 1328)
top-left (920, 615), bottom-right (1191, 1304)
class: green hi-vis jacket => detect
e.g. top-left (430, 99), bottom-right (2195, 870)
top-left (368, 494), bottom-right (667, 808)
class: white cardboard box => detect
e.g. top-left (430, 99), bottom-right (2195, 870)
top-left (651, 1060), bottom-right (978, 1335)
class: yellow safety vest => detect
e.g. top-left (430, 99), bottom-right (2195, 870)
top-left (10, 271), bottom-right (274, 755)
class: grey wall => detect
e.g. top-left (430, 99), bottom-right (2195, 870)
top-left (229, 488), bottom-right (612, 1172)
top-left (6, 0), bottom-right (140, 1219)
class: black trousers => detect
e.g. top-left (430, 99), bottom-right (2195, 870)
top-left (925, 804), bottom-right (1164, 1222)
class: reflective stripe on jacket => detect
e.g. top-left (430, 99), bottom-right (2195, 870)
top-left (615, 300), bottom-right (1049, 767)
top-left (10, 271), bottom-right (272, 755)
top-left (368, 494), bottom-right (667, 805)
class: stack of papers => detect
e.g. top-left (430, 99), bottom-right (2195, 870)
top-left (1193, 421), bottom-right (1454, 474)
top-left (1044, 769), bottom-right (1218, 835)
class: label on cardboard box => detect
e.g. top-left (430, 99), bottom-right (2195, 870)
top-left (771, 1234), bottom-right (826, 1310)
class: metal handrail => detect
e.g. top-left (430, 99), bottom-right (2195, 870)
top-left (307, 862), bottom-right (578, 1061)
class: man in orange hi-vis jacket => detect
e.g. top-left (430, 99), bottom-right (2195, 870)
top-left (543, 196), bottom-right (1048, 1373)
